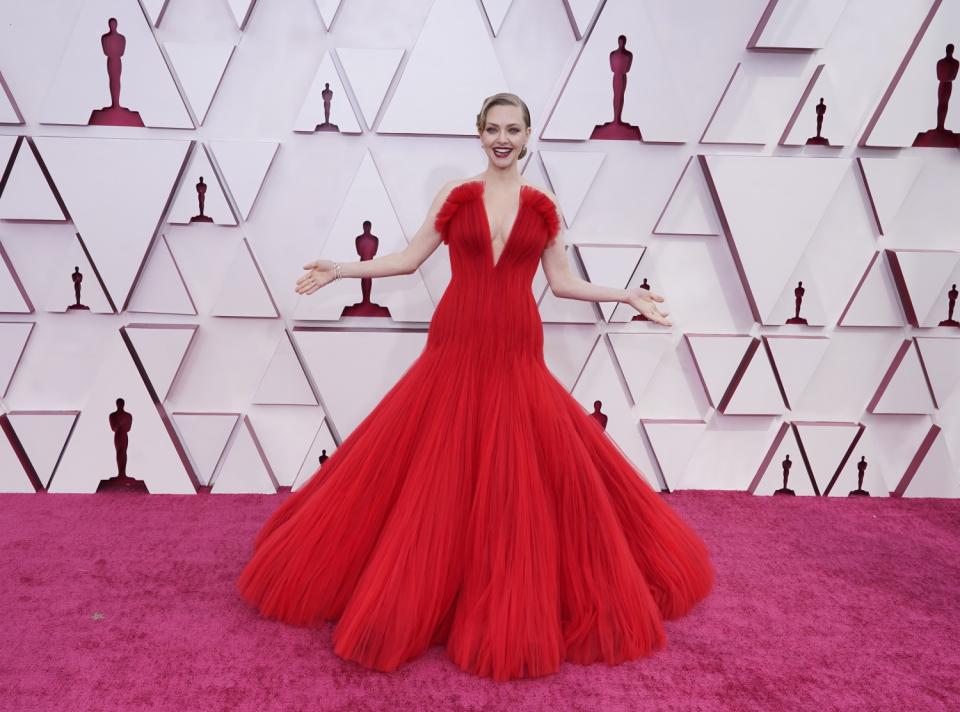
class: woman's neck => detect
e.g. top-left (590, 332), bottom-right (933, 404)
top-left (480, 167), bottom-right (522, 187)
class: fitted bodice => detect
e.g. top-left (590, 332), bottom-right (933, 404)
top-left (425, 180), bottom-right (561, 363)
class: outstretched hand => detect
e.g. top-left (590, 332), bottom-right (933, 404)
top-left (624, 286), bottom-right (672, 326)
top-left (295, 260), bottom-right (338, 295)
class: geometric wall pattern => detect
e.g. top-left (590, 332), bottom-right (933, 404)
top-left (0, 0), bottom-right (958, 497)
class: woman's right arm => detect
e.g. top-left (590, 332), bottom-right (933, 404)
top-left (295, 180), bottom-right (458, 295)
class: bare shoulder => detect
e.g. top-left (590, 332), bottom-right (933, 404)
top-left (448, 176), bottom-right (481, 191)
top-left (429, 180), bottom-right (458, 210)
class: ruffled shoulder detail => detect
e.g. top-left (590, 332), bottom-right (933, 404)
top-left (523, 186), bottom-right (561, 245)
top-left (434, 180), bottom-right (483, 243)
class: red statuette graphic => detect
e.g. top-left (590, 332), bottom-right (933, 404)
top-left (939, 283), bottom-right (959, 326)
top-left (850, 455), bottom-right (870, 497)
top-left (67, 266), bottom-right (90, 311)
top-left (315, 82), bottom-right (340, 132)
top-left (775, 453), bottom-right (796, 496)
top-left (88, 18), bottom-right (144, 127)
top-left (341, 220), bottom-right (391, 318)
top-left (785, 281), bottom-right (809, 325)
top-left (190, 176), bottom-right (213, 223)
top-left (806, 98), bottom-right (830, 146)
top-left (590, 35), bottom-right (643, 141)
top-left (97, 397), bottom-right (148, 492)
top-left (588, 400), bottom-right (608, 429)
top-left (913, 43), bottom-right (960, 147)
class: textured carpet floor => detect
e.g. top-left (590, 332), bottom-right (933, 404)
top-left (1, 489), bottom-right (958, 712)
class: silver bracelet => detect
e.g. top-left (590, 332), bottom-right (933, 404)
top-left (334, 263), bottom-right (342, 280)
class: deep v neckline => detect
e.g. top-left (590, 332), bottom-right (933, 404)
top-left (476, 179), bottom-right (526, 270)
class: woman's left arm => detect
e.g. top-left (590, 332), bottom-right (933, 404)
top-left (540, 193), bottom-right (671, 326)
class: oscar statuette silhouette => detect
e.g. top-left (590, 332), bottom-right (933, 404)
top-left (785, 281), bottom-right (808, 325)
top-left (314, 82), bottom-right (340, 132)
top-left (88, 18), bottom-right (144, 127)
top-left (590, 35), bottom-right (643, 141)
top-left (939, 283), bottom-right (959, 326)
top-left (97, 398), bottom-right (148, 492)
top-left (774, 453), bottom-right (796, 495)
top-left (67, 266), bottom-right (90, 311)
top-left (190, 176), bottom-right (214, 223)
top-left (341, 220), bottom-right (392, 317)
top-left (805, 98), bottom-right (830, 146)
top-left (913, 44), bottom-right (960, 147)
top-left (848, 455), bottom-right (870, 497)
top-left (589, 400), bottom-right (608, 430)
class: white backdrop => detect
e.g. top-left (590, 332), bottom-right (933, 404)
top-left (0, 0), bottom-right (958, 497)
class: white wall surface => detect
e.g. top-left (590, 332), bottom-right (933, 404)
top-left (0, 0), bottom-right (957, 496)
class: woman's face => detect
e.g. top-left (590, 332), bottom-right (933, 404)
top-left (480, 104), bottom-right (530, 166)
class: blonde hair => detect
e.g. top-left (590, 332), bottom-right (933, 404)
top-left (475, 92), bottom-right (531, 133)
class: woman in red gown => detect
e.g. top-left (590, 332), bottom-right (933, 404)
top-left (237, 93), bottom-right (714, 681)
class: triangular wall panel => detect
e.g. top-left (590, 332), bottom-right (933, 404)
top-left (209, 140), bottom-right (278, 221)
top-left (0, 138), bottom-right (66, 221)
top-left (163, 41), bottom-right (235, 124)
top-left (35, 137), bottom-right (190, 310)
top-left (40, 0), bottom-right (192, 128)
top-left (378, 0), bottom-right (508, 136)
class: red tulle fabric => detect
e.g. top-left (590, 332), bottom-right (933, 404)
top-left (236, 180), bottom-right (714, 681)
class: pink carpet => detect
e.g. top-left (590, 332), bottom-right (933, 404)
top-left (1, 489), bottom-right (958, 711)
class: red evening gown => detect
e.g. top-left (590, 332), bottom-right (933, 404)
top-left (236, 179), bottom-right (714, 681)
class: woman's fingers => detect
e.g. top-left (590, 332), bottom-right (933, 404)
top-left (631, 289), bottom-right (671, 324)
top-left (296, 268), bottom-right (335, 294)
top-left (296, 266), bottom-right (330, 294)
top-left (295, 272), bottom-right (317, 294)
top-left (634, 299), bottom-right (671, 326)
top-left (647, 306), bottom-right (671, 326)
